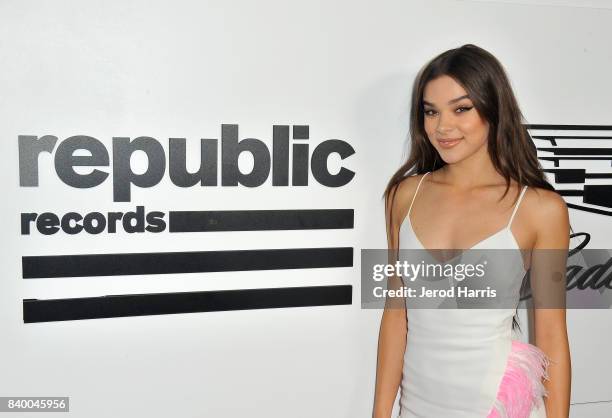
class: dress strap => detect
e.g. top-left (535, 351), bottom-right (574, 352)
top-left (507, 185), bottom-right (528, 228)
top-left (408, 172), bottom-right (430, 217)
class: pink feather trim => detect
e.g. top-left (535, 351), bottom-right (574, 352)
top-left (487, 340), bottom-right (553, 418)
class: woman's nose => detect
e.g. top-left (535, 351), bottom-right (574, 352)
top-left (436, 125), bottom-right (453, 135)
top-left (435, 114), bottom-right (454, 134)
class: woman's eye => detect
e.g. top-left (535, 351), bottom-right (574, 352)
top-left (456, 106), bottom-right (473, 113)
top-left (424, 106), bottom-right (473, 116)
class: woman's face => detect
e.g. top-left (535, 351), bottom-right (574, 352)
top-left (422, 75), bottom-right (490, 164)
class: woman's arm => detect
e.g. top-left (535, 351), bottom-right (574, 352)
top-left (530, 190), bottom-right (571, 418)
top-left (372, 184), bottom-right (408, 418)
top-left (372, 278), bottom-right (407, 418)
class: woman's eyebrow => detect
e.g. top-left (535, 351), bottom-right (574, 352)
top-left (423, 94), bottom-right (470, 106)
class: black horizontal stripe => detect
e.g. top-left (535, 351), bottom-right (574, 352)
top-left (537, 147), bottom-right (612, 155)
top-left (538, 156), bottom-right (612, 167)
top-left (526, 124), bottom-right (612, 130)
top-left (22, 247), bottom-right (353, 278)
top-left (539, 156), bottom-right (612, 161)
top-left (567, 203), bottom-right (612, 216)
top-left (557, 190), bottom-right (584, 196)
top-left (542, 168), bottom-right (612, 183)
top-left (22, 285), bottom-right (353, 323)
top-left (532, 135), bottom-right (612, 139)
top-left (169, 209), bottom-right (354, 232)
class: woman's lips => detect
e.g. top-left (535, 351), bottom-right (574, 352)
top-left (437, 138), bottom-right (462, 148)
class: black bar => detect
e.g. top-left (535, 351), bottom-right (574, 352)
top-left (543, 168), bottom-right (586, 183)
top-left (584, 185), bottom-right (612, 208)
top-left (539, 157), bottom-right (612, 162)
top-left (22, 285), bottom-right (353, 323)
top-left (557, 190), bottom-right (583, 197)
top-left (532, 135), bottom-right (612, 139)
top-left (526, 124), bottom-right (612, 130)
top-left (544, 168), bottom-right (612, 183)
top-left (169, 209), bottom-right (354, 232)
top-left (557, 186), bottom-right (612, 208)
top-left (537, 147), bottom-right (612, 155)
top-left (537, 156), bottom-right (612, 167)
top-left (567, 203), bottom-right (612, 216)
top-left (22, 247), bottom-right (354, 278)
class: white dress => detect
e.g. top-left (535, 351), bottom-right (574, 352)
top-left (397, 172), bottom-right (550, 418)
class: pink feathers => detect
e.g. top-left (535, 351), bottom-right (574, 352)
top-left (487, 340), bottom-right (553, 418)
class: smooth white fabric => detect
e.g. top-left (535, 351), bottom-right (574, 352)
top-left (397, 172), bottom-right (546, 418)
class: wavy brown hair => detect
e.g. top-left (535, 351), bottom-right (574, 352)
top-left (383, 43), bottom-right (567, 331)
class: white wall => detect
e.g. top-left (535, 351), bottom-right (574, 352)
top-left (1, 0), bottom-right (610, 417)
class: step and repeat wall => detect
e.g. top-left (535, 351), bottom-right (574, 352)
top-left (1, 1), bottom-right (611, 417)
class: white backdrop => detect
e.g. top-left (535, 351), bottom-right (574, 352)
top-left (1, 1), bottom-right (611, 417)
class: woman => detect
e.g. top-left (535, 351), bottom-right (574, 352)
top-left (373, 44), bottom-right (571, 418)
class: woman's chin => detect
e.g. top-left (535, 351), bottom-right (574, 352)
top-left (438, 153), bottom-right (465, 165)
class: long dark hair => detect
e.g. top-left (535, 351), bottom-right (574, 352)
top-left (383, 43), bottom-right (566, 332)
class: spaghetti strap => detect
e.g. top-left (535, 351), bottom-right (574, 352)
top-left (408, 172), bottom-right (430, 217)
top-left (507, 185), bottom-right (528, 228)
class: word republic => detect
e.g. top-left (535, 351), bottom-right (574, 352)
top-left (18, 124), bottom-right (356, 202)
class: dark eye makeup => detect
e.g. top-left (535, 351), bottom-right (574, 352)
top-left (423, 105), bottom-right (473, 116)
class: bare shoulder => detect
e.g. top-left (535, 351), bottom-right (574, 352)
top-left (396, 173), bottom-right (427, 201)
top-left (384, 173), bottom-right (426, 249)
top-left (522, 186), bottom-right (569, 222)
top-left (522, 186), bottom-right (570, 248)
top-left (386, 173), bottom-right (427, 223)
top-left (393, 174), bottom-right (424, 212)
